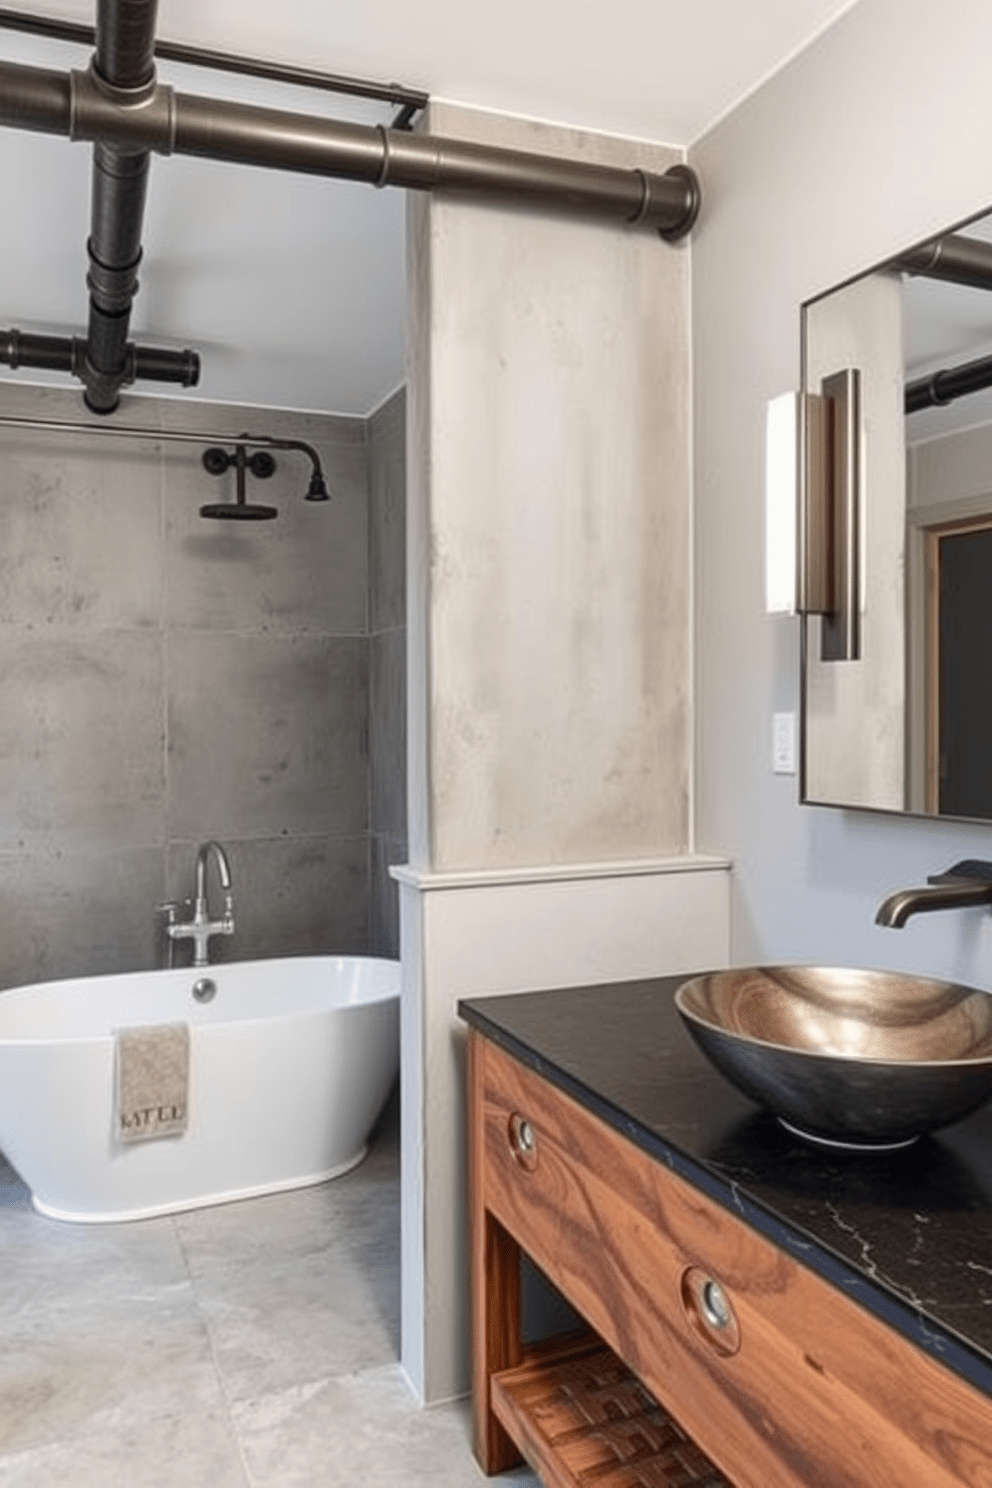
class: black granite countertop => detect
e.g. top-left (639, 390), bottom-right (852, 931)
top-left (458, 975), bottom-right (992, 1399)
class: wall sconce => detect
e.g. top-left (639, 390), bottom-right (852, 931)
top-left (765, 368), bottom-right (861, 662)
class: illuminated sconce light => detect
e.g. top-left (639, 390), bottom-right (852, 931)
top-left (765, 391), bottom-right (803, 615)
top-left (764, 369), bottom-right (861, 662)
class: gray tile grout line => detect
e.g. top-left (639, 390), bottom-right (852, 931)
top-left (170, 1209), bottom-right (264, 1488)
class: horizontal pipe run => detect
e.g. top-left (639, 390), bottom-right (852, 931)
top-left (0, 328), bottom-right (200, 387)
top-left (0, 409), bottom-right (322, 473)
top-left (0, 57), bottom-right (700, 239)
top-left (0, 57), bottom-right (69, 127)
top-left (905, 350), bottom-right (992, 413)
top-left (0, 6), bottom-right (428, 121)
top-left (897, 233), bottom-right (992, 292)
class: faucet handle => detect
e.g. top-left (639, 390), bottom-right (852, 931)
top-left (927, 859), bottom-right (992, 885)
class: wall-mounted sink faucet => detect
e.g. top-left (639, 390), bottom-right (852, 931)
top-left (875, 860), bottom-right (992, 928)
top-left (161, 841), bottom-right (235, 967)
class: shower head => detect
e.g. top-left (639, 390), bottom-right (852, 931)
top-left (306, 464), bottom-right (329, 501)
top-left (199, 500), bottom-right (278, 520)
top-left (199, 436), bottom-right (331, 519)
top-left (200, 444), bottom-right (279, 520)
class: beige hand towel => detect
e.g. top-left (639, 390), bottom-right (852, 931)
top-left (115, 1023), bottom-right (189, 1144)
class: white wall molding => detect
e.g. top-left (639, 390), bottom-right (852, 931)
top-left (391, 852), bottom-right (729, 893)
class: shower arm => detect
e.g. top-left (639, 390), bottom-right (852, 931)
top-left (0, 411), bottom-right (329, 500)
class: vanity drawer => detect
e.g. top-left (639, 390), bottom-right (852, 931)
top-left (473, 1034), bottom-right (992, 1488)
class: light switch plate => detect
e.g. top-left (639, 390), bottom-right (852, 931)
top-left (772, 712), bottom-right (797, 775)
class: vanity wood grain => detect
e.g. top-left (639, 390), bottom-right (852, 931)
top-left (468, 1030), bottom-right (992, 1487)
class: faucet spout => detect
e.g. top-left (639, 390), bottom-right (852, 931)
top-left (165, 840), bottom-right (236, 966)
top-left (875, 860), bottom-right (992, 927)
top-left (195, 840), bottom-right (233, 905)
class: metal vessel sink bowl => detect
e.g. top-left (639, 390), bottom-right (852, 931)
top-left (675, 966), bottom-right (992, 1150)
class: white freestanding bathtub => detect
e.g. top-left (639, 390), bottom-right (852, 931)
top-left (0, 955), bottom-right (400, 1223)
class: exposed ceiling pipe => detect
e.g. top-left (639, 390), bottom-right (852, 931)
top-left (0, 54), bottom-right (700, 238)
top-left (905, 349), bottom-right (992, 414)
top-left (0, 18), bottom-right (700, 412)
top-left (80, 0), bottom-right (156, 413)
top-left (0, 5), bottom-right (428, 127)
top-left (895, 233), bottom-right (992, 292)
top-left (0, 326), bottom-right (198, 385)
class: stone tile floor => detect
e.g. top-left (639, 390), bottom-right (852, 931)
top-left (0, 1098), bottom-right (540, 1487)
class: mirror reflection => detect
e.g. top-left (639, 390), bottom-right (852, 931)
top-left (801, 206), bottom-right (992, 822)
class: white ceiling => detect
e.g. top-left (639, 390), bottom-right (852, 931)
top-left (0, 0), bottom-right (861, 417)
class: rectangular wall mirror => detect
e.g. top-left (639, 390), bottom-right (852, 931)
top-left (801, 203), bottom-right (992, 822)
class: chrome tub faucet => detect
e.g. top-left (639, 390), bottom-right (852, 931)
top-left (162, 841), bottom-right (235, 967)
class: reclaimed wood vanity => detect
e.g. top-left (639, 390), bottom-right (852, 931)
top-left (459, 976), bottom-right (992, 1487)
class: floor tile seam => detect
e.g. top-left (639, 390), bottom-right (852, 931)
top-left (176, 1274), bottom-right (260, 1488)
top-left (170, 1211), bottom-right (325, 1488)
top-left (170, 1207), bottom-right (256, 1484)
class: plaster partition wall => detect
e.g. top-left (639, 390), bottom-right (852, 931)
top-left (0, 383), bottom-right (374, 988)
top-left (690, 0), bottom-right (992, 980)
top-left (399, 101), bottom-right (731, 1404)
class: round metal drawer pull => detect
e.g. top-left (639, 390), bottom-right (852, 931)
top-left (192, 977), bottom-right (217, 1003)
top-left (680, 1267), bottom-right (741, 1356)
top-left (701, 1279), bottom-right (731, 1330)
top-left (508, 1113), bottom-right (539, 1171)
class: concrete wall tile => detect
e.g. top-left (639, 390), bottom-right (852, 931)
top-left (0, 424), bottom-right (162, 632)
top-left (371, 834), bottom-right (404, 959)
top-left (165, 439), bottom-right (368, 638)
top-left (0, 633), bottom-right (165, 852)
top-left (370, 628), bottom-right (407, 842)
top-left (369, 389), bottom-right (407, 634)
top-left (0, 847), bottom-right (165, 990)
top-left (167, 632), bottom-right (368, 841)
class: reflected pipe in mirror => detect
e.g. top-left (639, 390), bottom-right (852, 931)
top-left (799, 202), bottom-right (992, 823)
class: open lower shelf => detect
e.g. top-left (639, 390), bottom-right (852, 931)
top-left (490, 1329), bottom-right (732, 1488)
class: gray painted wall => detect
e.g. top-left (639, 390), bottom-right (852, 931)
top-left (0, 383), bottom-right (406, 989)
top-left (690, 0), bottom-right (992, 985)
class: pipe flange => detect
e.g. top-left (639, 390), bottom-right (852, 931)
top-left (656, 163), bottom-right (701, 242)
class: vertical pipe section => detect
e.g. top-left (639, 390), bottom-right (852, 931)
top-left (83, 0), bottom-right (158, 412)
